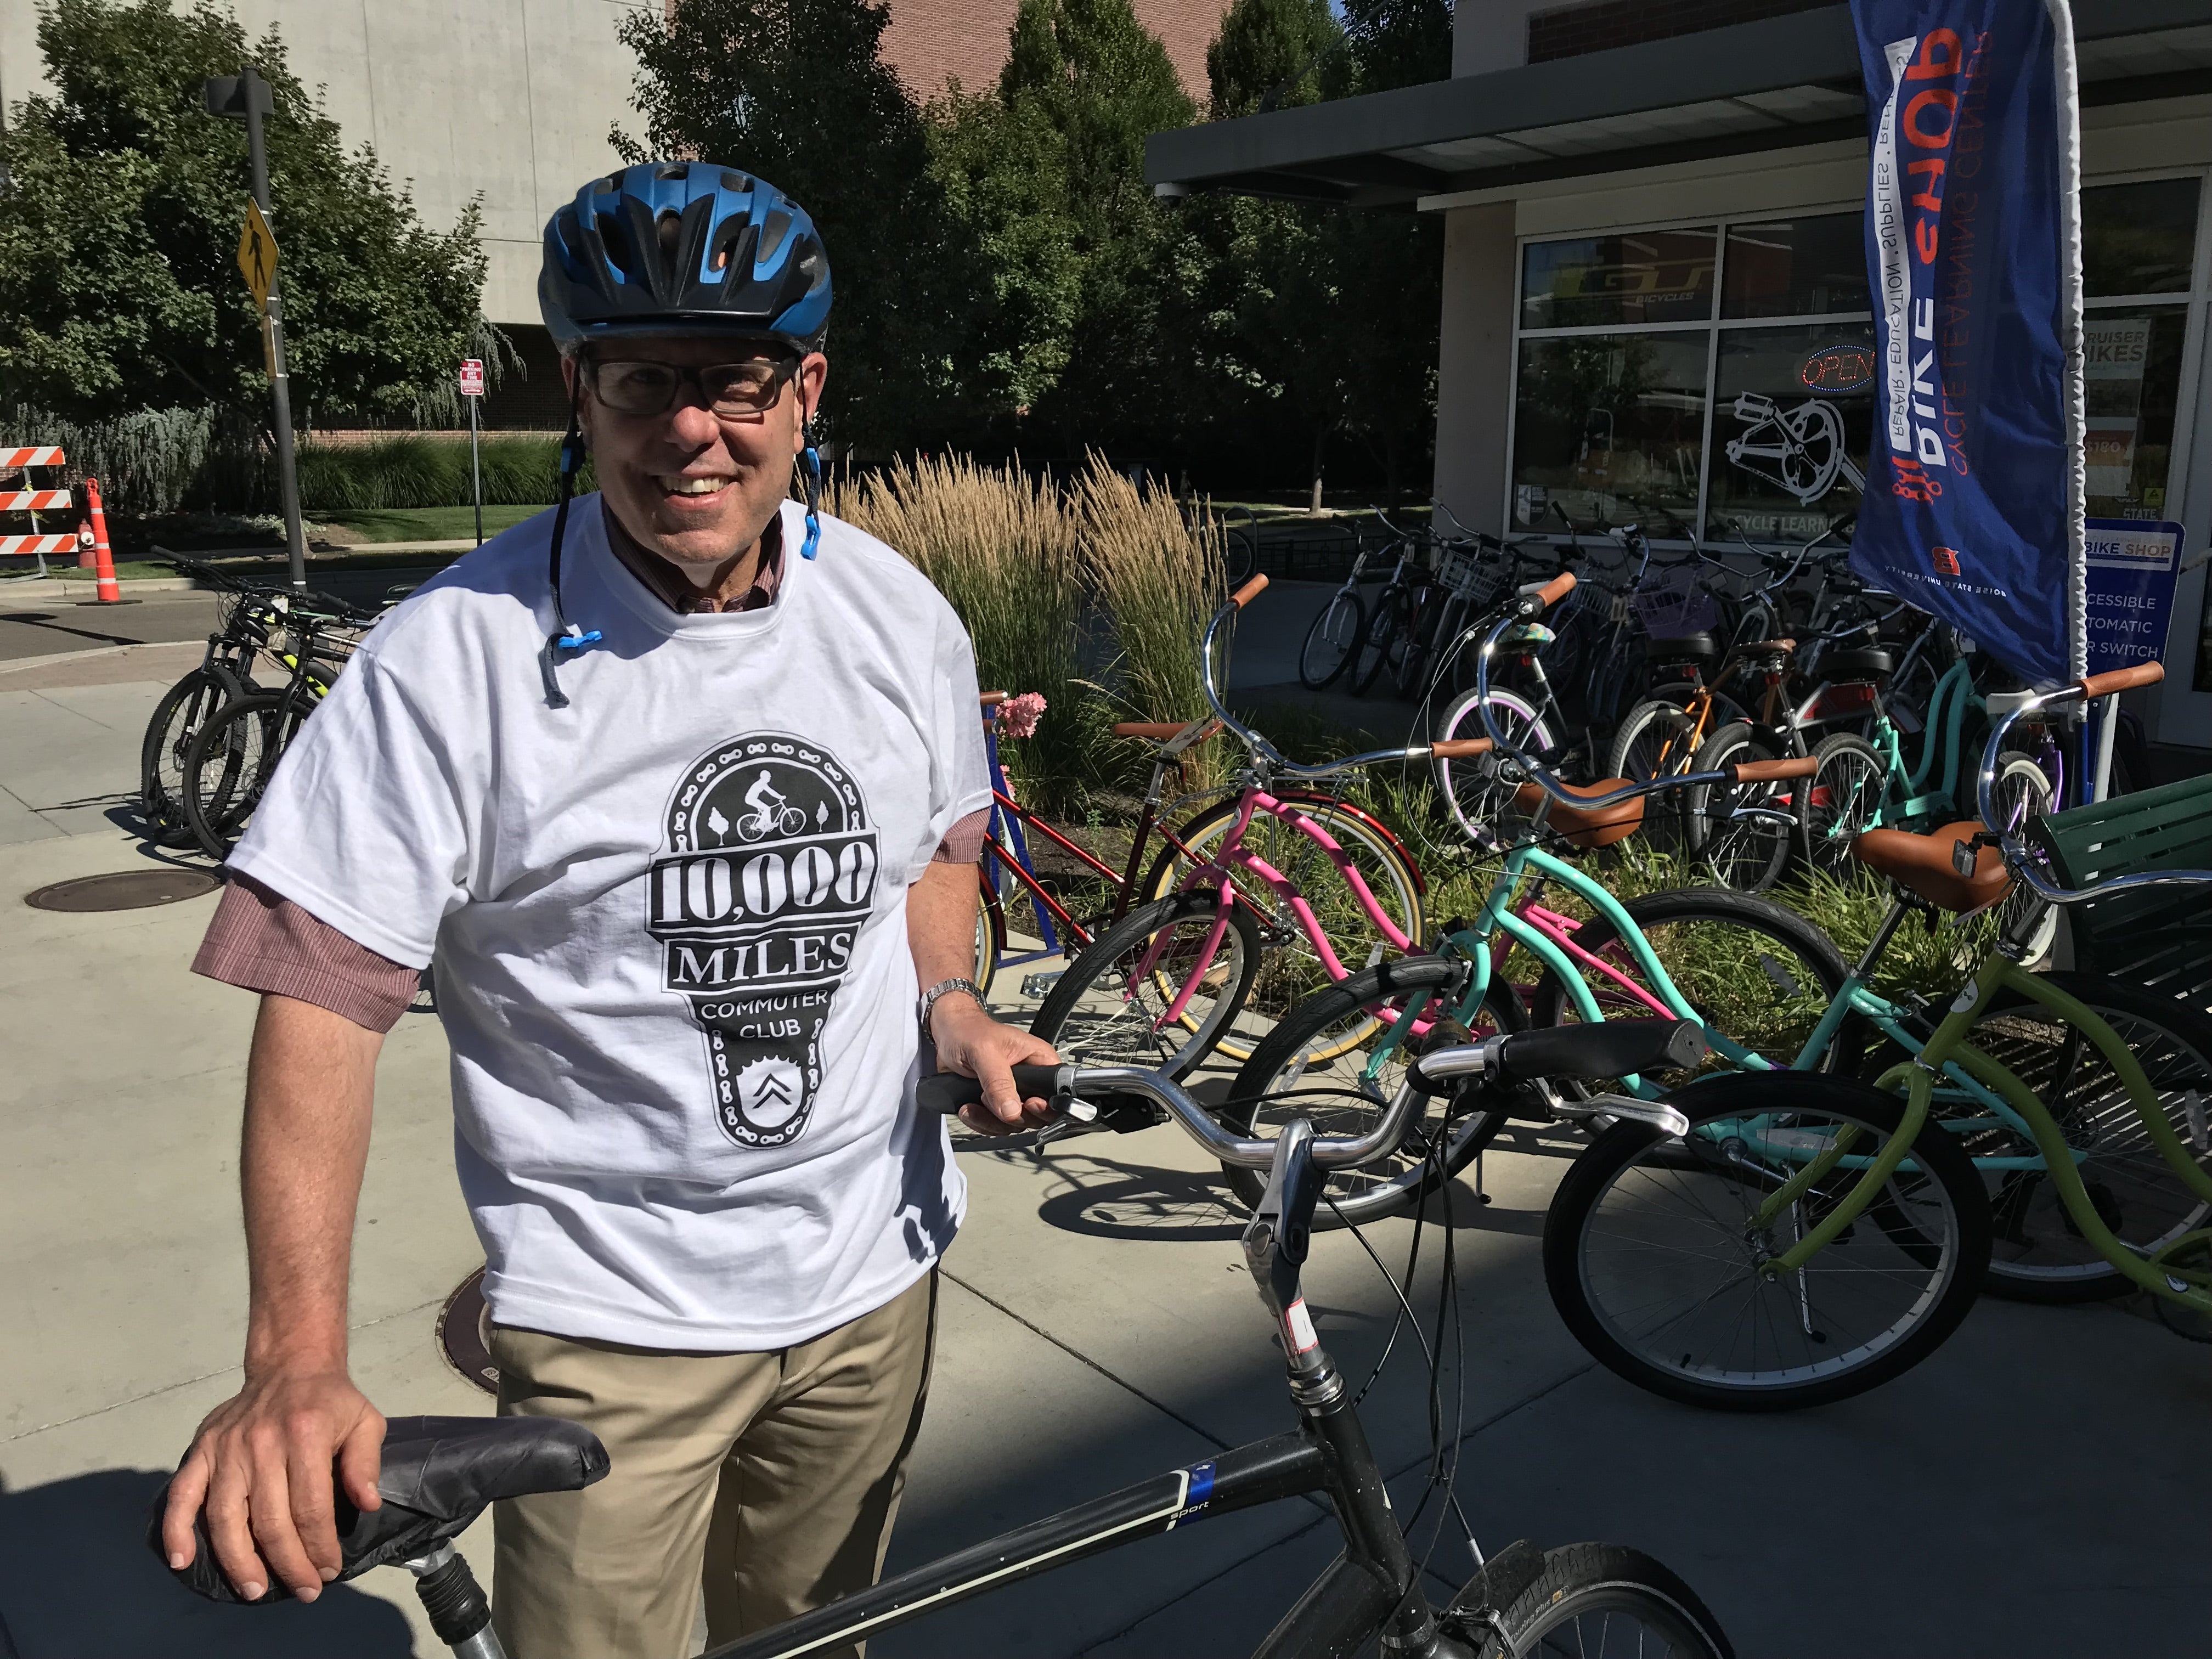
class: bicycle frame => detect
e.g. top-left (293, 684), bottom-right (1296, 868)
top-left (702, 1123), bottom-right (1455, 1659)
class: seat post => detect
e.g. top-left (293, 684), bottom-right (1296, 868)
top-left (1853, 894), bottom-right (1915, 981)
top-left (404, 1543), bottom-right (505, 1658)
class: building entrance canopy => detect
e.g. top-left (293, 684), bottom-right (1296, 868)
top-left (1143, 1), bottom-right (2212, 207)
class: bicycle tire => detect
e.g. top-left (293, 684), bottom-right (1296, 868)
top-left (972, 885), bottom-right (999, 1003)
top-left (1430, 684), bottom-right (1555, 850)
top-left (1445, 1541), bottom-right (1734, 1659)
top-left (1349, 588), bottom-right (1404, 696)
top-left (1545, 1069), bottom-right (1990, 1410)
top-left (1801, 731), bottom-right (1884, 876)
top-left (1389, 589), bottom-right (1442, 701)
top-left (1988, 751), bottom-right (2058, 961)
top-left (180, 689), bottom-right (309, 861)
top-left (1899, 973), bottom-right (2212, 1304)
top-left (1139, 793), bottom-right (1425, 1065)
top-left (1523, 885), bottom-right (1852, 1092)
top-left (1687, 722), bottom-right (1795, 893)
top-left (1219, 955), bottom-right (1525, 1225)
top-left (1298, 590), bottom-right (1365, 691)
top-left (140, 663), bottom-right (249, 847)
top-left (1605, 697), bottom-right (1704, 854)
top-left (1028, 892), bottom-right (1262, 1081)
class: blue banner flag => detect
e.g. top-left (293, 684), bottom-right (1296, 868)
top-left (1849, 0), bottom-right (2085, 685)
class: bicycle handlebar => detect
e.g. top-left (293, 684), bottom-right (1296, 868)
top-left (1977, 660), bottom-right (2212, 905)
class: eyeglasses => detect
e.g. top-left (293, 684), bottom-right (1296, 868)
top-left (584, 355), bottom-right (800, 418)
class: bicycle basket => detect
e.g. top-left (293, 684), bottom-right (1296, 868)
top-left (1629, 567), bottom-right (1718, 637)
top-left (1436, 540), bottom-right (1509, 611)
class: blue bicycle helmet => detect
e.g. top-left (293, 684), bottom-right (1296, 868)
top-left (540, 162), bottom-right (832, 353)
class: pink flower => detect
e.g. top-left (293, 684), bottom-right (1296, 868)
top-left (999, 691), bottom-right (1047, 740)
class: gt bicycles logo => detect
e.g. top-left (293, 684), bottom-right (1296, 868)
top-left (649, 735), bottom-right (880, 1149)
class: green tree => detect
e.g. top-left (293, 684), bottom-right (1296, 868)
top-left (989, 0), bottom-right (1195, 447)
top-left (616, 0), bottom-right (970, 455)
top-left (0, 0), bottom-right (486, 425)
top-left (1205, 0), bottom-right (1342, 119)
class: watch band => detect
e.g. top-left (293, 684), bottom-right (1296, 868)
top-left (918, 976), bottom-right (985, 1041)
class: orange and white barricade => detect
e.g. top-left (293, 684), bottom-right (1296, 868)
top-left (0, 445), bottom-right (77, 580)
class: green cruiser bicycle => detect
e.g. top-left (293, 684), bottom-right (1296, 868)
top-left (1544, 662), bottom-right (2212, 1408)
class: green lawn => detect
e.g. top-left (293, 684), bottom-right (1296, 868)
top-left (317, 504), bottom-right (548, 543)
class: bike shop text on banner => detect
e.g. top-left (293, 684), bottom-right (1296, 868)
top-left (1849, 0), bottom-right (2086, 685)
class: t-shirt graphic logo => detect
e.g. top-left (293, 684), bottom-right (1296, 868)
top-left (650, 735), bottom-right (879, 1148)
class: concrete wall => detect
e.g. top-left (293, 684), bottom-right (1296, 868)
top-left (0, 0), bottom-right (646, 325)
top-left (1430, 203), bottom-right (1517, 538)
top-left (1452, 0), bottom-right (1541, 77)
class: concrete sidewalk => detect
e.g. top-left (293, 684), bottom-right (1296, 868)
top-left (3, 659), bottom-right (2208, 1657)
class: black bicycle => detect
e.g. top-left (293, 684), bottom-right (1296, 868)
top-left (154, 1032), bottom-right (1734, 1659)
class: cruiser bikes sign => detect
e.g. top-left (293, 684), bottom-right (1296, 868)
top-left (1849, 0), bottom-right (2086, 684)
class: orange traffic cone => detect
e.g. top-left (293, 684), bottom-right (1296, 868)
top-left (82, 477), bottom-right (123, 603)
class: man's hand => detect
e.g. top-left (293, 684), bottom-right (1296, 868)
top-left (160, 1367), bottom-right (385, 1602)
top-left (930, 996), bottom-right (1062, 1135)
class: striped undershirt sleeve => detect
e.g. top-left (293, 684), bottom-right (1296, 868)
top-left (931, 806), bottom-right (991, 865)
top-left (191, 873), bottom-right (424, 1034)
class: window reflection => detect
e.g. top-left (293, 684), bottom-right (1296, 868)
top-left (1722, 215), bottom-right (1871, 319)
top-left (1521, 229), bottom-right (1717, 329)
top-left (2085, 306), bottom-right (2185, 519)
top-left (2084, 180), bottom-right (2198, 298)
top-left (1511, 332), bottom-right (1708, 533)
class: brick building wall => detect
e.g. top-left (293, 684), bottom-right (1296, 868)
top-left (1526, 0), bottom-right (1830, 63)
top-left (879, 0), bottom-right (1222, 103)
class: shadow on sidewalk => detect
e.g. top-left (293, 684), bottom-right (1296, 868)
top-left (0, 1468), bottom-right (413, 1658)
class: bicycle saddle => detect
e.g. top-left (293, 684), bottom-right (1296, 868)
top-left (1513, 779), bottom-right (1644, 850)
top-left (1853, 823), bottom-right (2008, 912)
top-left (1646, 633), bottom-right (1717, 660)
top-left (150, 1415), bottom-right (609, 1604)
top-left (1820, 646), bottom-right (1894, 682)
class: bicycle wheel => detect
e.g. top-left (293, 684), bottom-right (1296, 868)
top-left (1687, 723), bottom-right (1795, 893)
top-left (139, 664), bottom-right (248, 847)
top-left (1988, 751), bottom-right (2058, 960)
top-left (1219, 955), bottom-right (1524, 1226)
top-left (1298, 589), bottom-right (1364, 691)
top-left (1925, 974), bottom-right (2212, 1302)
top-left (972, 885), bottom-right (998, 1003)
top-left (1431, 685), bottom-right (1555, 850)
top-left (1524, 885), bottom-right (1850, 1092)
top-left (180, 690), bottom-right (309, 860)
top-left (1605, 697), bottom-right (1702, 855)
top-left (1028, 893), bottom-right (1261, 1080)
top-left (1142, 793), bottom-right (1425, 1064)
top-left (1545, 1069), bottom-right (1990, 1410)
top-left (1446, 1542), bottom-right (1733, 1659)
top-left (1389, 591), bottom-right (1443, 701)
top-left (1349, 588), bottom-right (1404, 696)
top-left (1801, 731), bottom-right (1884, 876)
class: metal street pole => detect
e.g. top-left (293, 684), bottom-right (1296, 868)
top-left (469, 390), bottom-right (483, 546)
top-left (207, 69), bottom-right (307, 591)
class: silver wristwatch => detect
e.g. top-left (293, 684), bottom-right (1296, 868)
top-left (918, 977), bottom-right (986, 1041)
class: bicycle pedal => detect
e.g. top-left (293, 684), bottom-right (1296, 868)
top-left (1019, 970), bottom-right (1065, 999)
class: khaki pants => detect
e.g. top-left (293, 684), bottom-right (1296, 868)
top-left (488, 1271), bottom-right (938, 1659)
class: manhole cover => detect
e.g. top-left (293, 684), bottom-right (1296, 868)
top-left (24, 868), bottom-right (223, 911)
top-left (437, 1266), bottom-right (499, 1396)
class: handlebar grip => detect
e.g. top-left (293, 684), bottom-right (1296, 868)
top-left (1113, 721), bottom-right (1188, 740)
top-left (1494, 1020), bottom-right (1706, 1082)
top-left (1533, 570), bottom-right (1577, 610)
top-left (1429, 737), bottom-right (1494, 759)
top-left (1729, 756), bottom-right (1818, 783)
top-left (915, 1064), bottom-right (1068, 1114)
top-left (2080, 662), bottom-right (2162, 698)
top-left (1231, 573), bottom-right (1270, 609)
top-left (980, 691), bottom-right (1011, 708)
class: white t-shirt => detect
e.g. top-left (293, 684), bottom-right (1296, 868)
top-left (228, 496), bottom-right (991, 1350)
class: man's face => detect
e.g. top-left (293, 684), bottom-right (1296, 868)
top-left (565, 337), bottom-right (829, 575)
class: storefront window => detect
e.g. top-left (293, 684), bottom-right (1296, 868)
top-left (2084, 179), bottom-right (2199, 298)
top-left (1520, 228), bottom-right (1717, 329)
top-left (2085, 305), bottom-right (2186, 520)
top-left (1720, 214), bottom-right (1871, 319)
top-left (1510, 332), bottom-right (1708, 532)
top-left (1704, 323), bottom-right (1875, 545)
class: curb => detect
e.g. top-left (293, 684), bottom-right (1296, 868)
top-left (0, 639), bottom-right (205, 679)
top-left (2, 577), bottom-right (200, 600)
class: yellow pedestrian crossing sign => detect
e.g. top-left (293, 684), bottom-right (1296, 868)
top-left (236, 200), bottom-right (277, 307)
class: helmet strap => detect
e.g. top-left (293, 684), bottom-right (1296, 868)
top-left (539, 375), bottom-right (603, 708)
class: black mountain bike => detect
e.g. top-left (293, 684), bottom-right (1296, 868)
top-left (154, 1036), bottom-right (1735, 1659)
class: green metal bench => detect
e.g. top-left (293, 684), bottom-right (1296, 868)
top-left (2028, 771), bottom-right (2212, 1014)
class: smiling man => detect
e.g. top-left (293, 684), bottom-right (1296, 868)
top-left (159, 163), bottom-right (1058, 1659)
